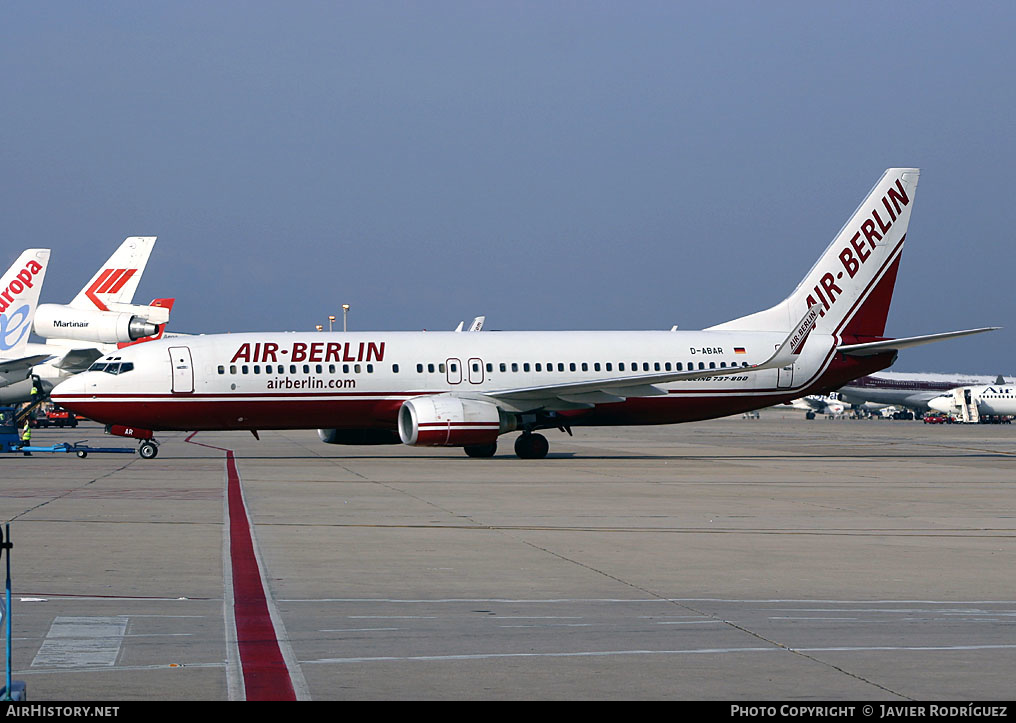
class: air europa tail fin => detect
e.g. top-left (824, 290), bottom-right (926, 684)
top-left (0, 248), bottom-right (50, 355)
top-left (709, 168), bottom-right (919, 340)
top-left (70, 236), bottom-right (157, 311)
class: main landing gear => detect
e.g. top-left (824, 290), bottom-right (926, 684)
top-left (513, 432), bottom-right (549, 459)
top-left (461, 432), bottom-right (551, 459)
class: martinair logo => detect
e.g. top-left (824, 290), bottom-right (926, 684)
top-left (0, 257), bottom-right (44, 351)
top-left (85, 268), bottom-right (137, 311)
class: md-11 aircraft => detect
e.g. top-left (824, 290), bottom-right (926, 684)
top-left (52, 168), bottom-right (997, 459)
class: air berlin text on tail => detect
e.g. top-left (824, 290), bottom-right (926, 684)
top-left (807, 176), bottom-right (910, 317)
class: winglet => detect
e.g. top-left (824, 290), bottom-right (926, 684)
top-left (763, 302), bottom-right (821, 370)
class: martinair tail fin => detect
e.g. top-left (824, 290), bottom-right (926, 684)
top-left (70, 236), bottom-right (157, 311)
top-left (710, 169), bottom-right (920, 341)
top-left (0, 248), bottom-right (50, 356)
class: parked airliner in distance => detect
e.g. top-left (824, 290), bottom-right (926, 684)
top-left (781, 394), bottom-right (846, 419)
top-left (53, 168), bottom-right (998, 459)
top-left (836, 371), bottom-right (1011, 414)
top-left (928, 382), bottom-right (1016, 423)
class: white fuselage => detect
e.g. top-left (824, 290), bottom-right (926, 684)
top-left (51, 327), bottom-right (870, 434)
top-left (928, 385), bottom-right (1016, 417)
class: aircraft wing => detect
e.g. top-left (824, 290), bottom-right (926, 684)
top-left (486, 305), bottom-right (821, 412)
top-left (0, 354), bottom-right (52, 384)
top-left (837, 327), bottom-right (999, 357)
top-left (53, 348), bottom-right (104, 373)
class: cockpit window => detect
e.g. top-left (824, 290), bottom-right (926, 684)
top-left (88, 361), bottom-right (134, 375)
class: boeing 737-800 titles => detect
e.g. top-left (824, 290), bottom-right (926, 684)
top-left (53, 169), bottom-right (997, 459)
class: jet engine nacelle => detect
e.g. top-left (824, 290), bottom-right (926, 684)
top-left (398, 394), bottom-right (516, 447)
top-left (33, 305), bottom-right (159, 344)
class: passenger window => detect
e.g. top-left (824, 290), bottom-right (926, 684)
top-left (535, 363), bottom-right (542, 372)
top-left (606, 363), bottom-right (613, 372)
top-left (594, 362), bottom-right (600, 372)
top-left (230, 365), bottom-right (237, 375)
top-left (254, 365), bottom-right (260, 374)
top-left (677, 363), bottom-right (683, 371)
top-left (417, 364), bottom-right (424, 373)
top-left (428, 364), bottom-right (435, 373)
top-left (393, 364), bottom-right (399, 373)
top-left (355, 364), bottom-right (362, 373)
top-left (315, 364), bottom-right (322, 373)
top-left (523, 363), bottom-right (530, 372)
top-left (217, 365), bottom-right (225, 375)
top-left (581, 363), bottom-right (588, 372)
top-left (557, 363), bottom-right (564, 372)
top-left (242, 365), bottom-right (249, 374)
top-left (511, 363), bottom-right (519, 372)
top-left (569, 363), bottom-right (576, 372)
top-left (500, 363), bottom-right (507, 372)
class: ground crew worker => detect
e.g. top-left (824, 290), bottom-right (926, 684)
top-left (21, 422), bottom-right (32, 456)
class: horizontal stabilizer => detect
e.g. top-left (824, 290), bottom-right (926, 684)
top-left (837, 327), bottom-right (999, 357)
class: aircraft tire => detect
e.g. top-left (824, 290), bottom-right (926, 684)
top-left (464, 442), bottom-right (497, 458)
top-left (514, 433), bottom-right (549, 459)
top-left (139, 441), bottom-right (159, 460)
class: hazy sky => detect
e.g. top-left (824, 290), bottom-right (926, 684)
top-left (2, 2), bottom-right (1012, 374)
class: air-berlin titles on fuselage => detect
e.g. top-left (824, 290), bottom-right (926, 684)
top-left (230, 340), bottom-right (386, 364)
top-left (807, 177), bottom-right (910, 317)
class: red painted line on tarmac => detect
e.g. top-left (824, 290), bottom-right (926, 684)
top-left (187, 432), bottom-right (297, 701)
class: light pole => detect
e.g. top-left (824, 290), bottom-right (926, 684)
top-left (342, 304), bottom-right (350, 332)
top-left (328, 315), bottom-right (335, 332)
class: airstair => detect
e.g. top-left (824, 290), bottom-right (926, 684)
top-left (953, 387), bottom-right (980, 423)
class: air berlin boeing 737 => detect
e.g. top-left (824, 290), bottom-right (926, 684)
top-left (53, 168), bottom-right (996, 459)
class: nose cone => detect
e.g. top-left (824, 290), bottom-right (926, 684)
top-left (927, 396), bottom-right (951, 414)
top-left (51, 373), bottom-right (87, 401)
